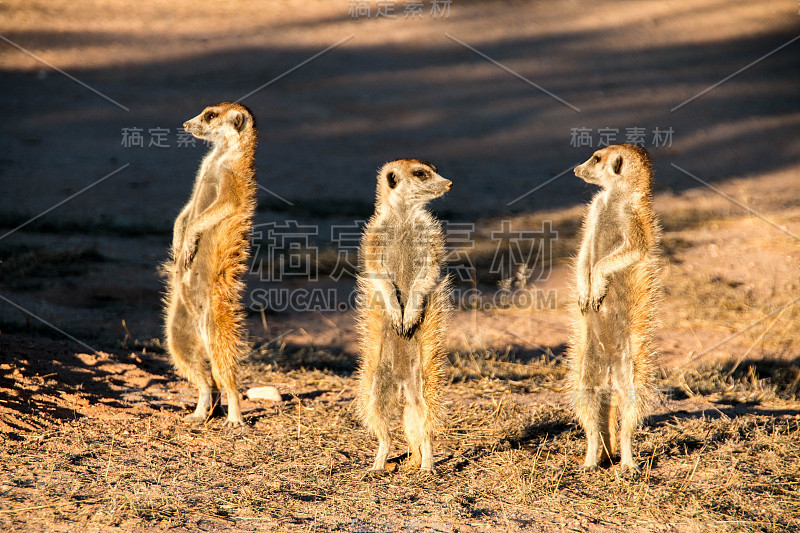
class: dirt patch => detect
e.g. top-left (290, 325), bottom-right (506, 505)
top-left (1, 333), bottom-right (799, 532)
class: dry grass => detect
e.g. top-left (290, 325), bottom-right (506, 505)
top-left (1, 344), bottom-right (798, 532)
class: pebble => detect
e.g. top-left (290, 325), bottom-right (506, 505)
top-left (246, 386), bottom-right (282, 401)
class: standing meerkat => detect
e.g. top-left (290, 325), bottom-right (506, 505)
top-left (569, 144), bottom-right (661, 472)
top-left (164, 102), bottom-right (257, 427)
top-left (356, 159), bottom-right (452, 474)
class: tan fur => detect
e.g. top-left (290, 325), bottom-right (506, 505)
top-left (568, 144), bottom-right (662, 471)
top-left (163, 102), bottom-right (257, 427)
top-left (356, 159), bottom-right (452, 474)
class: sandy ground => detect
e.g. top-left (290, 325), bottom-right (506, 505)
top-left (1, 0), bottom-right (799, 531)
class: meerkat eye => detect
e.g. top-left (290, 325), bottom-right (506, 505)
top-left (412, 169), bottom-right (429, 180)
top-left (592, 155), bottom-right (600, 163)
top-left (203, 111), bottom-right (217, 122)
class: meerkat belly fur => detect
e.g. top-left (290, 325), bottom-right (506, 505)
top-left (356, 159), bottom-right (452, 474)
top-left (164, 102), bottom-right (257, 427)
top-left (569, 144), bottom-right (662, 472)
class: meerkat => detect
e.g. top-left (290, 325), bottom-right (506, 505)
top-left (163, 102), bottom-right (257, 427)
top-left (356, 159), bottom-right (452, 474)
top-left (568, 144), bottom-right (662, 472)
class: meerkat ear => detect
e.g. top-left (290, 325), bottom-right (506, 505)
top-left (232, 112), bottom-right (246, 132)
top-left (386, 171), bottom-right (397, 189)
top-left (611, 154), bottom-right (623, 174)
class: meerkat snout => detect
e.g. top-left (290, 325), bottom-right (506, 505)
top-left (428, 176), bottom-right (451, 197)
top-left (421, 170), bottom-right (451, 198)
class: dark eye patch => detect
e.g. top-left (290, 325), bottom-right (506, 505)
top-left (592, 155), bottom-right (600, 163)
top-left (203, 111), bottom-right (217, 122)
top-left (412, 169), bottom-right (429, 180)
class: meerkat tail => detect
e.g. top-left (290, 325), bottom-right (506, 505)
top-left (208, 215), bottom-right (251, 426)
top-left (599, 392), bottom-right (618, 461)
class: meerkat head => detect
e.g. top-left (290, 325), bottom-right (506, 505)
top-left (376, 159), bottom-right (452, 209)
top-left (183, 102), bottom-right (256, 144)
top-left (574, 144), bottom-right (653, 192)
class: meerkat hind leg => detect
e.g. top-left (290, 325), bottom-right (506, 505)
top-left (582, 410), bottom-right (601, 471)
top-left (619, 409), bottom-right (639, 472)
top-left (401, 400), bottom-right (424, 472)
top-left (617, 372), bottom-right (641, 472)
top-left (419, 437), bottom-right (434, 473)
top-left (185, 385), bottom-right (213, 424)
top-left (576, 344), bottom-right (604, 470)
top-left (371, 432), bottom-right (392, 472)
top-left (366, 397), bottom-right (391, 472)
top-left (364, 369), bottom-right (394, 471)
top-left (223, 391), bottom-right (244, 427)
top-left (402, 382), bottom-right (435, 474)
top-left (167, 300), bottom-right (214, 424)
top-left (211, 361), bottom-right (244, 427)
top-left (208, 338), bottom-right (245, 427)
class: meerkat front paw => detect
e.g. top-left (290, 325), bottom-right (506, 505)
top-left (180, 246), bottom-right (192, 269)
top-left (399, 290), bottom-right (426, 336)
top-left (181, 239), bottom-right (199, 268)
top-left (171, 242), bottom-right (181, 262)
top-left (590, 288), bottom-right (607, 311)
top-left (577, 288), bottom-right (591, 314)
top-left (589, 275), bottom-right (607, 311)
top-left (576, 273), bottom-right (592, 313)
top-left (387, 304), bottom-right (405, 335)
top-left (401, 305), bottom-right (423, 337)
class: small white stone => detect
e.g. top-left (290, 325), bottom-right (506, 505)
top-left (246, 386), bottom-right (282, 401)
